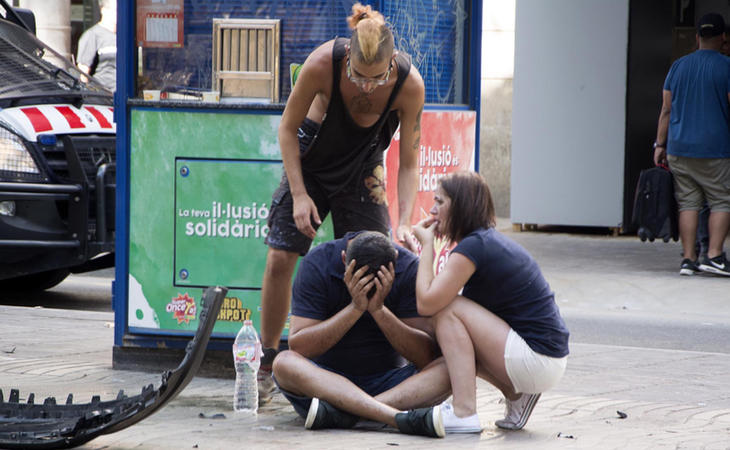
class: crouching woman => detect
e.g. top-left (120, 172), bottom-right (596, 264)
top-left (412, 171), bottom-right (569, 433)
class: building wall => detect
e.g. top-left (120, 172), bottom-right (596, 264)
top-left (18, 0), bottom-right (72, 60)
top-left (480, 0), bottom-right (515, 218)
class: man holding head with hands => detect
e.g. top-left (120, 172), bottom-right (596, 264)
top-left (272, 231), bottom-right (453, 438)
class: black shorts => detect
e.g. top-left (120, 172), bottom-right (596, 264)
top-left (264, 120), bottom-right (391, 256)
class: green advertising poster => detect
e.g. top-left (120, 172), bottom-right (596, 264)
top-left (128, 110), bottom-right (332, 336)
top-left (174, 158), bottom-right (278, 289)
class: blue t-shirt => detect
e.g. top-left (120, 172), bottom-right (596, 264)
top-left (291, 232), bottom-right (420, 375)
top-left (663, 49), bottom-right (730, 158)
top-left (452, 228), bottom-right (569, 358)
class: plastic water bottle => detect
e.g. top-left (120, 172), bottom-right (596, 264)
top-left (232, 320), bottom-right (261, 414)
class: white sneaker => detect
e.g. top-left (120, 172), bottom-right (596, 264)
top-left (441, 402), bottom-right (482, 433)
top-left (495, 393), bottom-right (541, 430)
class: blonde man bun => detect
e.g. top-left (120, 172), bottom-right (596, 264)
top-left (347, 2), bottom-right (393, 65)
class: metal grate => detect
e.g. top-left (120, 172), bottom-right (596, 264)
top-left (212, 19), bottom-right (280, 102)
top-left (0, 38), bottom-right (77, 95)
top-left (42, 136), bottom-right (115, 184)
top-left (0, 22), bottom-right (108, 101)
top-left (41, 135), bottom-right (116, 235)
top-left (0, 125), bottom-right (45, 182)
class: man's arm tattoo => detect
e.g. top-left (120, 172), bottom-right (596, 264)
top-left (412, 106), bottom-right (423, 152)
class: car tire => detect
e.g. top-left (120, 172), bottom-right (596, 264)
top-left (0, 269), bottom-right (70, 291)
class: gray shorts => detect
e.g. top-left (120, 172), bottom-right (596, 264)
top-left (667, 155), bottom-right (730, 212)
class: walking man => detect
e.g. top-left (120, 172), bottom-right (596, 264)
top-left (654, 12), bottom-right (730, 276)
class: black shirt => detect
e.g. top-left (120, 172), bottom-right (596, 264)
top-left (300, 37), bottom-right (411, 194)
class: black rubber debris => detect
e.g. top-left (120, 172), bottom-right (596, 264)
top-left (0, 286), bottom-right (226, 449)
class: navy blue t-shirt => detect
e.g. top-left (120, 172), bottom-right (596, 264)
top-left (452, 228), bottom-right (569, 358)
top-left (291, 232), bottom-right (420, 375)
top-left (663, 49), bottom-right (730, 158)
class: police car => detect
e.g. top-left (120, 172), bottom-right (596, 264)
top-left (0, 2), bottom-right (116, 290)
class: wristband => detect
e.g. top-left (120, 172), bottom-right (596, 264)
top-left (653, 142), bottom-right (666, 149)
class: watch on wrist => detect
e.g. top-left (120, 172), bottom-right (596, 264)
top-left (653, 142), bottom-right (666, 149)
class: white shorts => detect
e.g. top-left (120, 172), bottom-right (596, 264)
top-left (503, 329), bottom-right (567, 394)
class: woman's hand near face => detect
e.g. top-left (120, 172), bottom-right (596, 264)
top-left (412, 216), bottom-right (437, 245)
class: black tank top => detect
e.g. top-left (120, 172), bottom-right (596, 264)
top-left (300, 37), bottom-right (411, 194)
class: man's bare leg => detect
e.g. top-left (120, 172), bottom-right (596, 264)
top-left (678, 210), bottom-right (699, 261)
top-left (707, 211), bottom-right (730, 259)
top-left (374, 357), bottom-right (451, 410)
top-left (260, 248), bottom-right (300, 349)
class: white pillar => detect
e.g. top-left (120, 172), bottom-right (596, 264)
top-left (480, 0), bottom-right (516, 217)
top-left (18, 0), bottom-right (72, 63)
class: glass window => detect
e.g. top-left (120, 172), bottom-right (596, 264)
top-left (135, 0), bottom-right (467, 105)
top-left (383, 0), bottom-right (468, 104)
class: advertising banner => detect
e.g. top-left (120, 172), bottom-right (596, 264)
top-left (128, 110), bottom-right (332, 336)
top-left (174, 159), bottom-right (279, 289)
top-left (385, 110), bottom-right (476, 273)
top-left (127, 109), bottom-right (474, 337)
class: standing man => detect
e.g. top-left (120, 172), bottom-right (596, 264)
top-left (272, 231), bottom-right (451, 437)
top-left (259, 2), bottom-right (425, 400)
top-left (77, 0), bottom-right (117, 92)
top-left (654, 12), bottom-right (730, 277)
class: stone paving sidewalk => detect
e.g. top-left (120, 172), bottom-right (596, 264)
top-left (2, 305), bottom-right (729, 449)
top-left (2, 227), bottom-right (729, 449)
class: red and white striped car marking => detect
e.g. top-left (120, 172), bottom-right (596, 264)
top-left (55, 106), bottom-right (86, 129)
top-left (18, 107), bottom-right (53, 133)
top-left (84, 106), bottom-right (113, 129)
top-left (0, 104), bottom-right (115, 142)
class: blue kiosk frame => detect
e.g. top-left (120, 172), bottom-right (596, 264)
top-left (112, 0), bottom-right (482, 367)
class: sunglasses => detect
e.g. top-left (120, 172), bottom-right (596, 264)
top-left (346, 55), bottom-right (393, 88)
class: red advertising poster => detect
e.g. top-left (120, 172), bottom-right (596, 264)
top-left (385, 110), bottom-right (476, 273)
top-left (136, 0), bottom-right (184, 48)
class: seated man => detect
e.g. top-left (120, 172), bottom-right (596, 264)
top-left (272, 231), bottom-right (451, 437)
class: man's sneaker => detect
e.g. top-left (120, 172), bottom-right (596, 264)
top-left (395, 406), bottom-right (445, 438)
top-left (257, 348), bottom-right (278, 405)
top-left (495, 393), bottom-right (541, 430)
top-left (304, 397), bottom-right (359, 430)
top-left (698, 253), bottom-right (730, 277)
top-left (441, 402), bottom-right (481, 433)
top-left (679, 258), bottom-right (700, 276)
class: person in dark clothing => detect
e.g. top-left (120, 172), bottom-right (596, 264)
top-left (258, 2), bottom-right (426, 400)
top-left (412, 171), bottom-right (570, 433)
top-left (272, 231), bottom-right (450, 438)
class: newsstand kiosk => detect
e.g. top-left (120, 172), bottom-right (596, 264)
top-left (113, 0), bottom-right (482, 371)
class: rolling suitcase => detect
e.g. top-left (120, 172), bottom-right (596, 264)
top-left (632, 166), bottom-right (679, 242)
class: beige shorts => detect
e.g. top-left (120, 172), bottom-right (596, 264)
top-left (667, 155), bottom-right (730, 212)
top-left (504, 329), bottom-right (567, 394)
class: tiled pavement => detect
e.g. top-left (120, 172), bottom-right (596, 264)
top-left (2, 225), bottom-right (729, 449)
